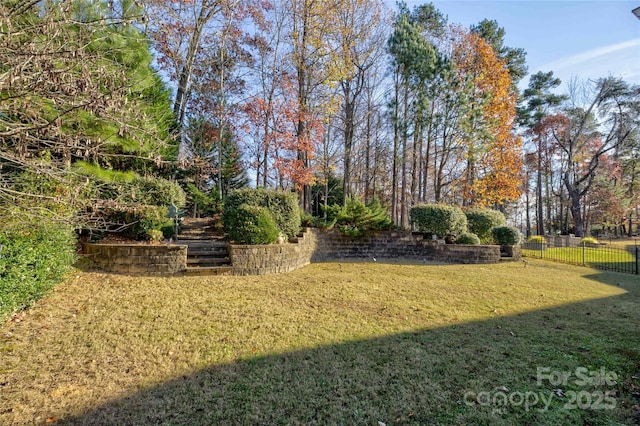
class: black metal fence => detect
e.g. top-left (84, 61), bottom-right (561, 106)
top-left (522, 242), bottom-right (640, 275)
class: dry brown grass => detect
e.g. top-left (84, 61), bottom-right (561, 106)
top-left (0, 260), bottom-right (638, 425)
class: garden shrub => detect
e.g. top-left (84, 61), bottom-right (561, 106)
top-left (455, 232), bottom-right (481, 245)
top-left (0, 218), bottom-right (76, 320)
top-left (131, 176), bottom-right (186, 208)
top-left (410, 204), bottom-right (467, 240)
top-left (300, 210), bottom-right (315, 227)
top-left (323, 197), bottom-right (393, 237)
top-left (226, 204), bottom-right (279, 245)
top-left (105, 205), bottom-right (174, 241)
top-left (527, 235), bottom-right (546, 244)
top-left (223, 188), bottom-right (300, 238)
top-left (492, 225), bottom-right (522, 246)
top-left (186, 183), bottom-right (221, 217)
top-left (13, 170), bottom-right (80, 217)
top-left (465, 208), bottom-right (506, 243)
top-left (99, 175), bottom-right (186, 208)
top-left (580, 237), bottom-right (599, 246)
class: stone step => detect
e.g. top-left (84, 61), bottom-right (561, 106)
top-left (187, 251), bottom-right (229, 259)
top-left (187, 256), bottom-right (230, 266)
top-left (185, 266), bottom-right (233, 276)
top-left (179, 240), bottom-right (229, 249)
top-left (177, 234), bottom-right (217, 241)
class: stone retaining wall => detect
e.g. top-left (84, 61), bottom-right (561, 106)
top-left (312, 229), bottom-right (501, 264)
top-left (83, 228), bottom-right (504, 276)
top-left (546, 235), bottom-right (581, 248)
top-left (229, 228), bottom-right (316, 275)
top-left (83, 243), bottom-right (187, 276)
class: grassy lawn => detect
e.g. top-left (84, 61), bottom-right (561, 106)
top-left (1, 260), bottom-right (639, 425)
top-left (523, 246), bottom-right (638, 274)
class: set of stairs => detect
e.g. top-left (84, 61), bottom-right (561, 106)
top-left (177, 218), bottom-right (232, 276)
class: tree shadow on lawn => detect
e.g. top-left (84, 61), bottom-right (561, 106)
top-left (64, 272), bottom-right (639, 426)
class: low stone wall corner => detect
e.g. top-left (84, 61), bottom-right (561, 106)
top-left (229, 228), bottom-right (317, 276)
top-left (83, 243), bottom-right (187, 276)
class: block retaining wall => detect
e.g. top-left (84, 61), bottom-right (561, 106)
top-left (229, 228), bottom-right (317, 275)
top-left (311, 229), bottom-right (502, 264)
top-left (83, 244), bottom-right (187, 276)
top-left (83, 228), bottom-right (506, 276)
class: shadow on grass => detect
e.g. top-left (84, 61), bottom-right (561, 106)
top-left (63, 271), bottom-right (639, 426)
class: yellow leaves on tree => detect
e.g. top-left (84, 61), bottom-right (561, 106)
top-left (453, 29), bottom-right (523, 207)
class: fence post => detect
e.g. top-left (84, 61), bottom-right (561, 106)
top-left (582, 242), bottom-right (586, 266)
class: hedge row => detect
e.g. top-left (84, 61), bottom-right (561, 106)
top-left (410, 204), bottom-right (519, 245)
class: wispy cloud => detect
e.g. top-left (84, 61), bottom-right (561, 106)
top-left (541, 39), bottom-right (640, 70)
top-left (535, 39), bottom-right (640, 84)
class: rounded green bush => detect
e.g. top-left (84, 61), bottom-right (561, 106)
top-left (492, 225), bottom-right (522, 246)
top-left (227, 204), bottom-right (279, 245)
top-left (465, 208), bottom-right (506, 243)
top-left (410, 204), bottom-right (467, 239)
top-left (223, 188), bottom-right (300, 238)
top-left (455, 232), bottom-right (481, 245)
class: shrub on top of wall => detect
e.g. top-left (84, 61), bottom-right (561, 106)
top-left (103, 205), bottom-right (174, 241)
top-left (0, 217), bottom-right (76, 320)
top-left (323, 197), bottom-right (393, 237)
top-left (492, 225), bottom-right (522, 246)
top-left (223, 188), bottom-right (300, 239)
top-left (465, 208), bottom-right (506, 243)
top-left (410, 204), bottom-right (467, 241)
top-left (454, 232), bottom-right (481, 245)
top-left (226, 204), bottom-right (279, 245)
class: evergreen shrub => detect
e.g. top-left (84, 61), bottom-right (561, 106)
top-left (0, 218), bottom-right (76, 320)
top-left (410, 204), bottom-right (467, 240)
top-left (492, 226), bottom-right (522, 246)
top-left (465, 208), bottom-right (506, 243)
top-left (226, 204), bottom-right (279, 245)
top-left (223, 188), bottom-right (300, 239)
top-left (323, 197), bottom-right (393, 237)
top-left (455, 232), bottom-right (481, 245)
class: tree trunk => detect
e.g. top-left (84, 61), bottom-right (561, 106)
top-left (400, 84), bottom-right (409, 228)
top-left (391, 72), bottom-right (400, 224)
top-left (342, 83), bottom-right (354, 205)
top-left (536, 139), bottom-right (544, 235)
top-left (567, 188), bottom-right (584, 237)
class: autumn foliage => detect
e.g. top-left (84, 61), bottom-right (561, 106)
top-left (453, 30), bottom-right (523, 207)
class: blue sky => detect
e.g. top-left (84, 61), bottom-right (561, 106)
top-left (393, 1), bottom-right (640, 91)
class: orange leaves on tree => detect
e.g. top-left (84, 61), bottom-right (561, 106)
top-left (452, 29), bottom-right (523, 207)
